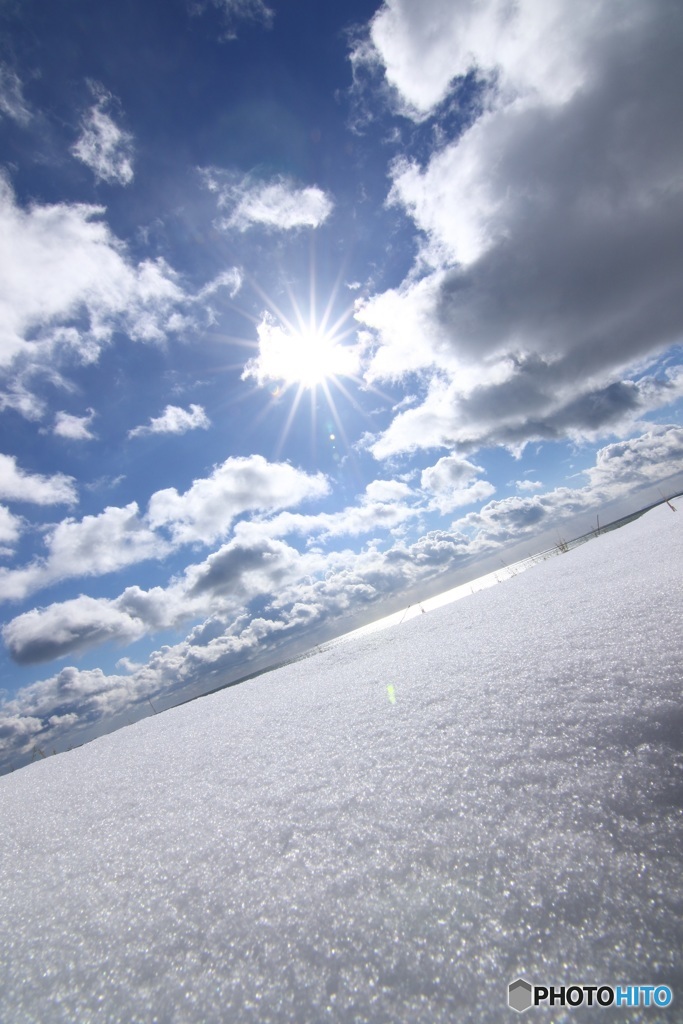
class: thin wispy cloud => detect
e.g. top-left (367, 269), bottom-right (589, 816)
top-left (203, 170), bottom-right (334, 231)
top-left (72, 83), bottom-right (134, 186)
top-left (0, 64), bottom-right (31, 125)
top-left (128, 404), bottom-right (210, 438)
top-left (192, 0), bottom-right (274, 39)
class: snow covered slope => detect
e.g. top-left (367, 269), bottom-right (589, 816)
top-left (1, 503), bottom-right (681, 1023)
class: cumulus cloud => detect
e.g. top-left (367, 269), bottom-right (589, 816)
top-left (0, 665), bottom-right (134, 770)
top-left (586, 424), bottom-right (683, 492)
top-left (184, 533), bottom-right (305, 600)
top-left (0, 503), bottom-right (170, 602)
top-left (147, 454), bottom-right (330, 545)
top-left (2, 532), bottom-right (323, 665)
top-left (1, 426), bottom-right (681, 765)
top-left (454, 426), bottom-right (683, 553)
top-left (364, 479), bottom-right (412, 503)
top-left (128, 404), bottom-right (211, 439)
top-left (0, 174), bottom-right (185, 375)
top-left (355, 0), bottom-right (683, 458)
top-left (356, 0), bottom-right (601, 119)
top-left (8, 425), bottom-right (682, 669)
top-left (365, 366), bottom-right (683, 460)
top-left (72, 83), bottom-right (134, 186)
top-left (421, 456), bottom-right (495, 512)
top-left (53, 408), bottom-right (97, 441)
top-left (203, 169), bottom-right (333, 231)
top-left (0, 455), bottom-right (330, 602)
top-left (0, 180), bottom-right (242, 418)
top-left (0, 426), bottom-right (656, 664)
top-left (0, 505), bottom-right (22, 554)
top-left (357, 271), bottom-right (457, 384)
top-left (4, 596), bottom-right (147, 665)
top-left (0, 454), bottom-right (77, 505)
top-left (246, 478), bottom-right (419, 543)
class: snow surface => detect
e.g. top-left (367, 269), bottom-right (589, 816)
top-left (0, 503), bottom-right (681, 1023)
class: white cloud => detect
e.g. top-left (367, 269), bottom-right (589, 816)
top-left (586, 424), bottom-right (683, 493)
top-left (183, 533), bottom-right (310, 603)
top-left (0, 180), bottom-right (237, 419)
top-left (3, 596), bottom-right (147, 665)
top-left (453, 426), bottom-right (683, 552)
top-left (195, 268), bottom-right (243, 301)
top-left (421, 455), bottom-right (495, 512)
top-left (0, 503), bottom-right (170, 602)
top-left (0, 455), bottom-right (330, 603)
top-left (0, 665), bottom-right (133, 766)
top-left (0, 381), bottom-right (45, 421)
top-left (9, 421), bottom-right (681, 661)
top-left (0, 174), bottom-right (184, 374)
top-left (515, 479), bottom-right (543, 493)
top-left (0, 454), bottom-right (77, 505)
top-left (356, 272), bottom-right (457, 384)
top-left (0, 64), bottom-right (31, 125)
top-left (0, 505), bottom-right (22, 553)
top-left (357, 0), bottom-right (609, 120)
top-left (128, 404), bottom-right (211, 439)
top-left (252, 493), bottom-right (419, 548)
top-left (147, 454), bottom-right (330, 545)
top-left (2, 532), bottom-right (324, 664)
top-left (72, 83), bottom-right (134, 186)
top-left (53, 408), bottom-right (97, 441)
top-left (204, 170), bottom-right (333, 231)
top-left (3, 426), bottom-right (681, 675)
top-left (365, 363), bottom-right (683, 461)
top-left (364, 479), bottom-right (412, 503)
top-left (192, 0), bottom-right (274, 40)
top-left (355, 0), bottom-right (683, 458)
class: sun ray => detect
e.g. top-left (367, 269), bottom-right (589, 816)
top-left (235, 249), bottom-right (406, 464)
top-left (319, 379), bottom-right (352, 452)
top-left (274, 383), bottom-right (306, 458)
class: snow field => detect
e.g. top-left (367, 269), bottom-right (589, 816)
top-left (0, 503), bottom-right (681, 1023)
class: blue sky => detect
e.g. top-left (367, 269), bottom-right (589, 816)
top-left (1, 0), bottom-right (682, 769)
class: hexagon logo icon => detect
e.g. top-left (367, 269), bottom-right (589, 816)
top-left (509, 978), bottom-right (533, 1012)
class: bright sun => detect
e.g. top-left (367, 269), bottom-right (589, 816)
top-left (243, 313), bottom-right (360, 391)
top-left (238, 283), bottom-right (372, 457)
top-left (281, 327), bottom-right (358, 388)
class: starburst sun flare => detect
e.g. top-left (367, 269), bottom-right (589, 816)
top-left (242, 312), bottom-right (361, 390)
